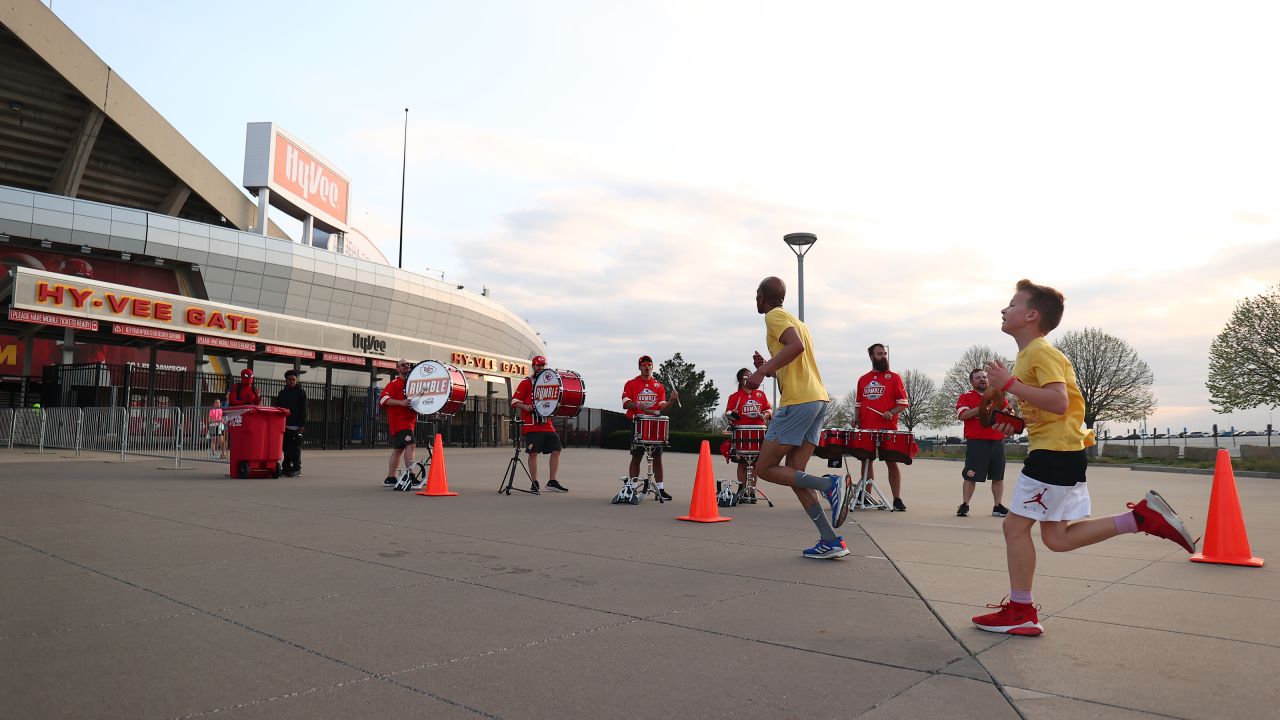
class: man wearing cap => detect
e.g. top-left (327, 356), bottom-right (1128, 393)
top-left (273, 370), bottom-right (307, 477)
top-left (622, 355), bottom-right (676, 500)
top-left (379, 359), bottom-right (420, 488)
top-left (227, 368), bottom-right (261, 407)
top-left (510, 355), bottom-right (568, 493)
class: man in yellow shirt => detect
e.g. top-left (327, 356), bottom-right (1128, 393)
top-left (745, 277), bottom-right (853, 559)
top-left (973, 279), bottom-right (1197, 636)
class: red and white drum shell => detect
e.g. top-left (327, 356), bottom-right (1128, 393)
top-left (877, 430), bottom-right (918, 465)
top-left (634, 415), bottom-right (670, 446)
top-left (406, 361), bottom-right (468, 417)
top-left (847, 429), bottom-right (878, 461)
top-left (731, 424), bottom-right (767, 458)
top-left (815, 428), bottom-right (851, 461)
top-left (532, 369), bottom-right (587, 419)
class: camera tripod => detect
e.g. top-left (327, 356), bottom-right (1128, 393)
top-left (497, 424), bottom-right (540, 495)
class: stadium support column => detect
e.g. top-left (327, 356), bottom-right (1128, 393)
top-left (254, 188), bottom-right (270, 235)
top-left (301, 215), bottom-right (314, 247)
top-left (147, 346), bottom-right (157, 406)
top-left (193, 346), bottom-right (205, 407)
top-left (323, 366), bottom-right (333, 449)
top-left (60, 328), bottom-right (75, 364)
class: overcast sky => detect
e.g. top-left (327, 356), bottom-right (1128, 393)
top-left (50, 1), bottom-right (1280, 434)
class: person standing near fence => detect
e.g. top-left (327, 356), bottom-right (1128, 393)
top-left (379, 359), bottom-right (419, 488)
top-left (207, 399), bottom-right (227, 459)
top-left (274, 370), bottom-right (307, 477)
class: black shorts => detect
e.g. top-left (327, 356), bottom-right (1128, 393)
top-left (524, 431), bottom-right (562, 454)
top-left (1022, 449), bottom-right (1089, 487)
top-left (391, 429), bottom-right (415, 449)
top-left (963, 439), bottom-right (1006, 482)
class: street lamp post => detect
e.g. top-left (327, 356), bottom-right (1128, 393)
top-left (779, 233), bottom-right (817, 408)
top-left (782, 233), bottom-right (817, 321)
top-left (398, 108), bottom-right (408, 269)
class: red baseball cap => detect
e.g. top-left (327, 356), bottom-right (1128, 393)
top-left (638, 355), bottom-right (653, 365)
top-left (532, 355), bottom-right (547, 366)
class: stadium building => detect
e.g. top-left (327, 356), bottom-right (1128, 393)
top-left (0, 1), bottom-right (558, 448)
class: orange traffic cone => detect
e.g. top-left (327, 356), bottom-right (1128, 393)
top-left (416, 433), bottom-right (458, 497)
top-left (677, 440), bottom-right (731, 523)
top-left (1190, 449), bottom-right (1263, 567)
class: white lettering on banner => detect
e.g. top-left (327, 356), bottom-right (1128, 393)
top-left (284, 144), bottom-right (340, 211)
top-left (407, 378), bottom-right (452, 396)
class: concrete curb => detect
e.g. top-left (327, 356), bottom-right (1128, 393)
top-left (1129, 464), bottom-right (1280, 479)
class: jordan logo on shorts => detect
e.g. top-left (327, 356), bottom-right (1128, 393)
top-left (1024, 489), bottom-right (1049, 513)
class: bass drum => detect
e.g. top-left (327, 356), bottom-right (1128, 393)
top-left (406, 360), bottom-right (468, 417)
top-left (533, 368), bottom-right (587, 419)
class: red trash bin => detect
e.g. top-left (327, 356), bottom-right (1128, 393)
top-left (223, 406), bottom-right (290, 478)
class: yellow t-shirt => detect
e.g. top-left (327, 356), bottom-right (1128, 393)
top-left (765, 307), bottom-right (829, 406)
top-left (1013, 336), bottom-right (1096, 452)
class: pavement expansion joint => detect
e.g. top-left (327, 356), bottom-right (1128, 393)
top-left (381, 618), bottom-right (643, 678)
top-left (168, 676), bottom-right (379, 720)
top-left (1000, 685), bottom-right (1193, 720)
top-left (0, 609), bottom-right (199, 642)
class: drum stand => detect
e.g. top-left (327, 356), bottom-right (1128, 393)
top-left (848, 457), bottom-right (890, 511)
top-left (498, 426), bottom-right (539, 496)
top-left (720, 455), bottom-right (774, 507)
top-left (394, 425), bottom-right (437, 491)
top-left (615, 444), bottom-right (664, 504)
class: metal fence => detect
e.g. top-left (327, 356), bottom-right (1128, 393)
top-left (4, 402), bottom-right (631, 463)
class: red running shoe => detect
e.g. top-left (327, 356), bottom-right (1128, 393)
top-left (1128, 490), bottom-right (1197, 553)
top-left (972, 598), bottom-right (1043, 636)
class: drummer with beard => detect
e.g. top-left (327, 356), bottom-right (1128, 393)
top-left (379, 359), bottom-right (419, 488)
top-left (511, 355), bottom-right (568, 493)
top-left (854, 343), bottom-right (910, 511)
top-left (622, 355), bottom-right (677, 500)
top-left (725, 367), bottom-right (772, 499)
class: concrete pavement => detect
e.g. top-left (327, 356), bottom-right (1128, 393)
top-left (1, 445), bottom-right (1275, 719)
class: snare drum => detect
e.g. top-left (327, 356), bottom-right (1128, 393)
top-left (847, 429), bottom-right (878, 461)
top-left (406, 360), bottom-right (468, 416)
top-left (877, 430), bottom-right (918, 465)
top-left (634, 415), bottom-right (669, 446)
top-left (532, 369), bottom-right (587, 419)
top-left (815, 428), bottom-right (850, 461)
top-left (731, 424), bottom-right (767, 458)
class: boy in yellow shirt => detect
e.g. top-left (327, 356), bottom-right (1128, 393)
top-left (974, 279), bottom-right (1197, 635)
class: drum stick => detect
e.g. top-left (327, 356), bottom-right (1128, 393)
top-left (668, 385), bottom-right (681, 408)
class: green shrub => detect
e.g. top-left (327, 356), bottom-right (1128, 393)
top-left (605, 430), bottom-right (730, 453)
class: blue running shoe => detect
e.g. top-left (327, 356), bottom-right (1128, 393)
top-left (823, 474), bottom-right (852, 528)
top-left (802, 536), bottom-right (849, 559)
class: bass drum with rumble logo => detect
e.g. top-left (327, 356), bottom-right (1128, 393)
top-left (532, 368), bottom-right (587, 420)
top-left (406, 360), bottom-right (468, 417)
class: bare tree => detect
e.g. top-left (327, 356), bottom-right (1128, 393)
top-left (900, 370), bottom-right (947, 431)
top-left (1054, 327), bottom-right (1156, 429)
top-left (941, 344), bottom-right (1015, 409)
top-left (825, 388), bottom-right (858, 427)
top-left (1207, 285), bottom-right (1280, 413)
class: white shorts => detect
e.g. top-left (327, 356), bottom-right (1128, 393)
top-left (1008, 473), bottom-right (1092, 522)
